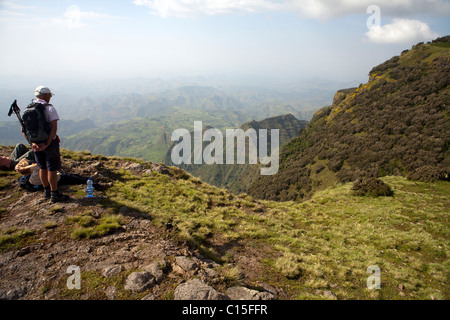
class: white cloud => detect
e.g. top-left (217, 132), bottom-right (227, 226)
top-left (285, 0), bottom-right (450, 20)
top-left (133, 0), bottom-right (450, 19)
top-left (47, 5), bottom-right (122, 30)
top-left (365, 18), bottom-right (439, 44)
top-left (132, 0), bottom-right (282, 18)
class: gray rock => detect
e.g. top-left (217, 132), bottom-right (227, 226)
top-left (143, 261), bottom-right (164, 283)
top-left (174, 279), bottom-right (229, 300)
top-left (173, 256), bottom-right (198, 275)
top-left (0, 285), bottom-right (28, 300)
top-left (226, 286), bottom-right (277, 300)
top-left (124, 271), bottom-right (155, 292)
top-left (126, 163), bottom-right (143, 171)
top-left (89, 162), bottom-right (104, 171)
top-left (255, 291), bottom-right (277, 300)
top-left (102, 265), bottom-right (121, 278)
top-left (199, 267), bottom-right (219, 283)
top-left (152, 165), bottom-right (170, 175)
top-left (260, 283), bottom-right (278, 298)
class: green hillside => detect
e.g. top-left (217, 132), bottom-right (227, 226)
top-left (110, 166), bottom-right (449, 299)
top-left (249, 36), bottom-right (450, 201)
top-left (62, 108), bottom-right (247, 163)
top-left (1, 146), bottom-right (447, 299)
top-left (165, 113), bottom-right (308, 194)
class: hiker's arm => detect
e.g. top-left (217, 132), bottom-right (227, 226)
top-left (35, 120), bottom-right (58, 152)
top-left (46, 120), bottom-right (58, 146)
top-left (15, 163), bottom-right (37, 175)
top-left (26, 133), bottom-right (39, 152)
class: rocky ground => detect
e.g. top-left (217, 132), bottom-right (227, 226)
top-left (0, 146), bottom-right (281, 300)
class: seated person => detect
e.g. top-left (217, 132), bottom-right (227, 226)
top-left (15, 158), bottom-right (60, 185)
top-left (0, 143), bottom-right (35, 171)
top-left (15, 158), bottom-right (100, 189)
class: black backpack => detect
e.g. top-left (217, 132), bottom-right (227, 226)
top-left (22, 102), bottom-right (51, 143)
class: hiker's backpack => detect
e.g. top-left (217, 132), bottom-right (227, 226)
top-left (18, 175), bottom-right (41, 192)
top-left (22, 102), bottom-right (51, 144)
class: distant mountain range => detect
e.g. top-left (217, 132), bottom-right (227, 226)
top-left (48, 80), bottom-right (340, 163)
top-left (0, 119), bottom-right (97, 147)
top-left (248, 36), bottom-right (450, 201)
top-left (55, 83), bottom-right (330, 126)
top-left (1, 78), bottom-right (349, 159)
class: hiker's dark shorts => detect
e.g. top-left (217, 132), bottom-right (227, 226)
top-left (34, 139), bottom-right (61, 172)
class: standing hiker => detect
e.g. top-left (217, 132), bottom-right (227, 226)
top-left (24, 86), bottom-right (68, 203)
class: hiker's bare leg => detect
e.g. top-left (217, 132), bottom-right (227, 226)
top-left (39, 169), bottom-right (49, 188)
top-left (49, 171), bottom-right (58, 191)
top-left (39, 169), bottom-right (58, 191)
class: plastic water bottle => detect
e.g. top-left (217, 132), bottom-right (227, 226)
top-left (86, 177), bottom-right (94, 198)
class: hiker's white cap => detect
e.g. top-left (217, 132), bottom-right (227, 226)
top-left (34, 86), bottom-right (54, 97)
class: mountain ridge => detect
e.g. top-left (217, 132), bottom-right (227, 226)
top-left (248, 36), bottom-right (450, 201)
top-left (164, 113), bottom-right (308, 194)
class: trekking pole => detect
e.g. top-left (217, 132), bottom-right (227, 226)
top-left (8, 100), bottom-right (32, 146)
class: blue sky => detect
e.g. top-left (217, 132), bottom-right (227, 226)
top-left (0, 0), bottom-right (449, 84)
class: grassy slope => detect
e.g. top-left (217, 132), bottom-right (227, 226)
top-left (104, 158), bottom-right (449, 300)
top-left (263, 177), bottom-right (449, 299)
top-left (1, 148), bottom-right (448, 299)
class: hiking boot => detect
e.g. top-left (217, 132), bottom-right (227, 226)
top-left (51, 190), bottom-right (69, 203)
top-left (44, 187), bottom-right (51, 200)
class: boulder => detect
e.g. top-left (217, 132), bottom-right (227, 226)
top-left (172, 256), bottom-right (199, 275)
top-left (142, 261), bottom-right (165, 283)
top-left (102, 265), bottom-right (121, 278)
top-left (126, 163), bottom-right (144, 171)
top-left (174, 279), bottom-right (228, 300)
top-left (124, 271), bottom-right (155, 292)
top-left (226, 286), bottom-right (277, 300)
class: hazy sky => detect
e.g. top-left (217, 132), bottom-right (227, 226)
top-left (1, 0), bottom-right (449, 84)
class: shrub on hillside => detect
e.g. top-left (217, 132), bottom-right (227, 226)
top-left (336, 167), bottom-right (362, 183)
top-left (327, 158), bottom-right (343, 172)
top-left (352, 177), bottom-right (394, 197)
top-left (407, 165), bottom-right (450, 182)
